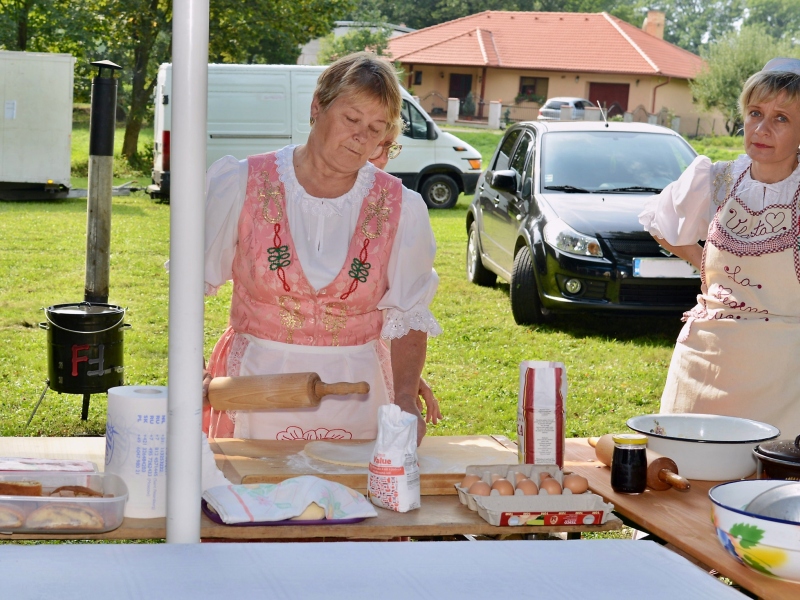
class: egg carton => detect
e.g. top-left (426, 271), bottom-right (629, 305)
top-left (474, 493), bottom-right (615, 527)
top-left (454, 464), bottom-right (564, 511)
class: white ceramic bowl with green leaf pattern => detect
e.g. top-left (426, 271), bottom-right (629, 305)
top-left (710, 479), bottom-right (800, 582)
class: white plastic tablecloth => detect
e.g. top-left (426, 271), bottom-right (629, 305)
top-left (0, 539), bottom-right (744, 599)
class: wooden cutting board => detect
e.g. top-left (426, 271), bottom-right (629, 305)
top-left (210, 435), bottom-right (518, 495)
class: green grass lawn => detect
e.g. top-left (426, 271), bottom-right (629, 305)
top-left (0, 123), bottom-right (742, 438)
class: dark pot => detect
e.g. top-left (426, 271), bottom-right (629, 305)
top-left (40, 302), bottom-right (128, 394)
top-left (754, 435), bottom-right (800, 481)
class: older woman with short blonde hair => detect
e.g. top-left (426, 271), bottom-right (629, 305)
top-left (203, 52), bottom-right (442, 443)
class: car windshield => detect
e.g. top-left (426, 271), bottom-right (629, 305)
top-left (540, 131), bottom-right (696, 194)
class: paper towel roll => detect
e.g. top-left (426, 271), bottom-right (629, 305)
top-left (105, 385), bottom-right (168, 518)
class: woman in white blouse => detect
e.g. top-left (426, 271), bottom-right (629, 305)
top-left (203, 52), bottom-right (442, 443)
top-left (639, 58), bottom-right (800, 436)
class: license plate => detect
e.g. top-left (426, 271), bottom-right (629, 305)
top-left (633, 257), bottom-right (699, 278)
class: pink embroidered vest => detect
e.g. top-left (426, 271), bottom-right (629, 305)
top-left (229, 152), bottom-right (403, 346)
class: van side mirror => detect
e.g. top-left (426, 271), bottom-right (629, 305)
top-left (426, 121), bottom-right (437, 140)
top-left (488, 169), bottom-right (517, 193)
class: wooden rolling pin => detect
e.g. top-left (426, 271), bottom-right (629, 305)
top-left (588, 434), bottom-right (691, 492)
top-left (208, 372), bottom-right (369, 411)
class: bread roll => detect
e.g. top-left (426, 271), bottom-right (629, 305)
top-left (25, 504), bottom-right (104, 530)
top-left (0, 480), bottom-right (42, 497)
top-left (0, 504), bottom-right (25, 529)
top-left (49, 485), bottom-right (104, 498)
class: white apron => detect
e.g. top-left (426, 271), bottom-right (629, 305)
top-left (661, 165), bottom-right (800, 437)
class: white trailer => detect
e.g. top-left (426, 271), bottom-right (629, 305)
top-left (148, 63), bottom-right (482, 209)
top-left (0, 50), bottom-right (74, 200)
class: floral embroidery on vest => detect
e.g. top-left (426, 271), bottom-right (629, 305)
top-left (260, 178), bottom-right (292, 292)
top-left (341, 188), bottom-right (392, 300)
top-left (322, 302), bottom-right (347, 346)
top-left (278, 296), bottom-right (304, 343)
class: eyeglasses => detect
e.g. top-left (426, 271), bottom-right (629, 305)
top-left (370, 141), bottom-right (402, 161)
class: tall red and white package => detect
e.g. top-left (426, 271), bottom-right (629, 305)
top-left (517, 361), bottom-right (567, 468)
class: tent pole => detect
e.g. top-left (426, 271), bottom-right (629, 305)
top-left (167, 0), bottom-right (209, 544)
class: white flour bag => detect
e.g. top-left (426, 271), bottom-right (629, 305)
top-left (367, 404), bottom-right (420, 512)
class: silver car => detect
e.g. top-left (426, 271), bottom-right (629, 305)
top-left (538, 97), bottom-right (596, 121)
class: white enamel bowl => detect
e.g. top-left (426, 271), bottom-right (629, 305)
top-left (710, 479), bottom-right (800, 582)
top-left (626, 414), bottom-right (780, 481)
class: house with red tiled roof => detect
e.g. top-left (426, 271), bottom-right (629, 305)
top-left (388, 10), bottom-right (723, 136)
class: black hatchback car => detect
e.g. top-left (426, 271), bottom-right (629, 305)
top-left (466, 121), bottom-right (701, 324)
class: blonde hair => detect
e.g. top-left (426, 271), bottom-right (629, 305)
top-left (739, 70), bottom-right (800, 115)
top-left (314, 52), bottom-right (403, 139)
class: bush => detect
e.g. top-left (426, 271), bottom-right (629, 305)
top-left (514, 93), bottom-right (545, 105)
top-left (127, 141), bottom-right (154, 176)
top-left (461, 91), bottom-right (476, 117)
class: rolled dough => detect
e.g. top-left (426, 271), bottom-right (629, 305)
top-left (304, 440), bottom-right (375, 467)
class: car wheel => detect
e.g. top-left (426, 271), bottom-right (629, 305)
top-left (467, 222), bottom-right (496, 287)
top-left (510, 246), bottom-right (544, 325)
top-left (421, 174), bottom-right (459, 209)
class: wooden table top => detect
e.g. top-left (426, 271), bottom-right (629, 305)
top-left (210, 435), bottom-right (519, 495)
top-left (566, 438), bottom-right (800, 600)
top-left (0, 436), bottom-right (620, 541)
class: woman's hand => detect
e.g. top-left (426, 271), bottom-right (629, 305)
top-left (394, 392), bottom-right (427, 444)
top-left (417, 377), bottom-right (442, 425)
top-left (202, 359), bottom-right (211, 407)
top-left (654, 236), bottom-right (703, 271)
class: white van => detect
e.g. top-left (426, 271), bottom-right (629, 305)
top-left (148, 63), bottom-right (482, 208)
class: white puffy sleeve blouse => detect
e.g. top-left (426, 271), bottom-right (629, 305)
top-left (639, 153), bottom-right (800, 245)
top-left (204, 146), bottom-right (442, 339)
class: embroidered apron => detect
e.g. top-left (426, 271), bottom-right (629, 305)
top-left (206, 152), bottom-right (402, 439)
top-left (661, 164), bottom-right (800, 436)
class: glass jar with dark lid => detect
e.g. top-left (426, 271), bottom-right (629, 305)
top-left (611, 433), bottom-right (648, 494)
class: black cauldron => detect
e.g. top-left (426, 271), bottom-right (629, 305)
top-left (40, 302), bottom-right (128, 394)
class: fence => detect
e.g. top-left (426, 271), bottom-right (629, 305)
top-left (500, 103), bottom-right (540, 124)
top-left (419, 91), bottom-right (448, 118)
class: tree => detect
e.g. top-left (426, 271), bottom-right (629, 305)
top-left (0, 0), bottom-right (37, 50)
top-left (74, 0), bottom-right (172, 162)
top-left (641, 0), bottom-right (745, 54)
top-left (689, 25), bottom-right (797, 134)
top-left (318, 27), bottom-right (393, 64)
top-left (317, 7), bottom-right (392, 64)
top-left (461, 90), bottom-right (475, 117)
top-left (2, 0), bottom-right (353, 162)
top-left (347, 1), bottom-right (646, 31)
top-left (744, 0), bottom-right (800, 41)
top-left (209, 0), bottom-right (354, 64)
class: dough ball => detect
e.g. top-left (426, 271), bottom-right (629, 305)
top-left (290, 502), bottom-right (326, 521)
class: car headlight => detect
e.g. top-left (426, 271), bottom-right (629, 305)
top-left (543, 220), bottom-right (603, 257)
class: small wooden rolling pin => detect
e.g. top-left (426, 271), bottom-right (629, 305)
top-left (588, 434), bottom-right (691, 492)
top-left (208, 372), bottom-right (369, 411)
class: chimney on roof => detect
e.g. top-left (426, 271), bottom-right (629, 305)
top-left (642, 10), bottom-right (665, 39)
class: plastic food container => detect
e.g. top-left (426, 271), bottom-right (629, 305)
top-left (0, 471), bottom-right (128, 534)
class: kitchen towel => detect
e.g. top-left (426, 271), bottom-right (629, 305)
top-left (203, 476), bottom-right (377, 524)
top-left (105, 385), bottom-right (168, 518)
